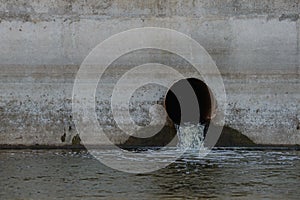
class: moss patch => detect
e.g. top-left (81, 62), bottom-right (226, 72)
top-left (215, 125), bottom-right (256, 147)
top-left (72, 134), bottom-right (81, 145)
top-left (119, 125), bottom-right (177, 148)
top-left (119, 124), bottom-right (255, 148)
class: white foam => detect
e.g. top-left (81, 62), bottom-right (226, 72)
top-left (175, 122), bottom-right (206, 150)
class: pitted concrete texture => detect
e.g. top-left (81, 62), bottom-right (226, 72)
top-left (0, 0), bottom-right (299, 146)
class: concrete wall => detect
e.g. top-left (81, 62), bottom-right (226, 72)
top-left (0, 0), bottom-right (299, 146)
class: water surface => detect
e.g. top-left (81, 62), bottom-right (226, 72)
top-left (1, 149), bottom-right (299, 199)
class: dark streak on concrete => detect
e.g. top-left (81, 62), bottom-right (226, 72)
top-left (279, 13), bottom-right (299, 21)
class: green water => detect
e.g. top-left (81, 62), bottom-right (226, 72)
top-left (1, 149), bottom-right (299, 199)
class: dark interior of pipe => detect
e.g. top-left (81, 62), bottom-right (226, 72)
top-left (164, 78), bottom-right (214, 125)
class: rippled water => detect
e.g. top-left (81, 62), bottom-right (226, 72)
top-left (1, 149), bottom-right (300, 199)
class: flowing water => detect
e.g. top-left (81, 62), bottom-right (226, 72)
top-left (175, 123), bottom-right (206, 150)
top-left (1, 149), bottom-right (300, 199)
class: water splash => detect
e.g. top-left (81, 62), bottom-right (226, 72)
top-left (175, 123), bottom-right (206, 150)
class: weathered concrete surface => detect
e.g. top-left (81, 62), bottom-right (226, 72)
top-left (0, 0), bottom-right (299, 146)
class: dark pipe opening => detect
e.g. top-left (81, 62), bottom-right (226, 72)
top-left (120, 78), bottom-right (215, 148)
top-left (164, 78), bottom-right (215, 126)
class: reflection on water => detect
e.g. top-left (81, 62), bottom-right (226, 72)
top-left (0, 149), bottom-right (300, 199)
